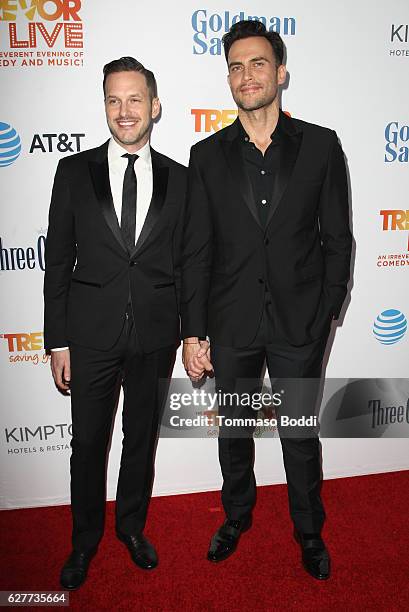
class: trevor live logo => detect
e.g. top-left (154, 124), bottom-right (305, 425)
top-left (0, 0), bottom-right (83, 67)
top-left (0, 331), bottom-right (50, 365)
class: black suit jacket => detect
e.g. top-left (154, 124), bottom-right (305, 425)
top-left (44, 141), bottom-right (187, 352)
top-left (181, 111), bottom-right (352, 347)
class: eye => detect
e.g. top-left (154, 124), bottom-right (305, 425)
top-left (108, 99), bottom-right (119, 105)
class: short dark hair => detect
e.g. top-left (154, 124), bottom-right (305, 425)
top-left (222, 20), bottom-right (284, 67)
top-left (103, 56), bottom-right (157, 99)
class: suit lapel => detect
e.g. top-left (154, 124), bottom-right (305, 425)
top-left (220, 123), bottom-right (261, 228)
top-left (131, 148), bottom-right (169, 256)
top-left (88, 141), bottom-right (128, 254)
top-left (266, 112), bottom-right (303, 227)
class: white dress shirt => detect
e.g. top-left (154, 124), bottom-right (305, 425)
top-left (108, 137), bottom-right (153, 242)
top-left (51, 137), bottom-right (153, 352)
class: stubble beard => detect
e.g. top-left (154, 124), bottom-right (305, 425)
top-left (234, 87), bottom-right (278, 113)
top-left (108, 119), bottom-right (151, 148)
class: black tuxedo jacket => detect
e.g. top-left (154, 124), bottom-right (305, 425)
top-left (44, 141), bottom-right (187, 352)
top-left (181, 111), bottom-right (352, 347)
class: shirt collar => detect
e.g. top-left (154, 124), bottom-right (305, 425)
top-left (237, 112), bottom-right (282, 145)
top-left (108, 137), bottom-right (152, 165)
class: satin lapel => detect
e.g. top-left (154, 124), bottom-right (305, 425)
top-left (220, 137), bottom-right (261, 229)
top-left (266, 130), bottom-right (303, 227)
top-left (88, 147), bottom-right (128, 254)
top-left (131, 150), bottom-right (169, 256)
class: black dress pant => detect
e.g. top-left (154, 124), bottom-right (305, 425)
top-left (212, 295), bottom-right (330, 534)
top-left (69, 309), bottom-right (175, 551)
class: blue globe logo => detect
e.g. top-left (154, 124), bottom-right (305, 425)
top-left (373, 309), bottom-right (407, 345)
top-left (0, 122), bottom-right (22, 167)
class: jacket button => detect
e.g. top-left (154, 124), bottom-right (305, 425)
top-left (258, 278), bottom-right (264, 284)
top-left (264, 238), bottom-right (269, 245)
top-left (130, 261), bottom-right (138, 267)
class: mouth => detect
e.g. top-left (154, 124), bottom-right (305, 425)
top-left (240, 86), bottom-right (262, 94)
top-left (116, 119), bottom-right (139, 128)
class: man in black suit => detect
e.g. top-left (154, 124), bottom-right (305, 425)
top-left (182, 21), bottom-right (352, 579)
top-left (44, 57), bottom-right (186, 589)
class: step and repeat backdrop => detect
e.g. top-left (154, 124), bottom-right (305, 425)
top-left (1, 1), bottom-right (408, 509)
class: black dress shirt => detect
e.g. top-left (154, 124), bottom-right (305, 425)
top-left (237, 115), bottom-right (282, 227)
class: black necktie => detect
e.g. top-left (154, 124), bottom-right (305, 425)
top-left (121, 153), bottom-right (138, 251)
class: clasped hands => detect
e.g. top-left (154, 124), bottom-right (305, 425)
top-left (182, 338), bottom-right (213, 381)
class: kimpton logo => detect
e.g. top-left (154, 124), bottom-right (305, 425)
top-left (389, 24), bottom-right (409, 58)
top-left (0, 122), bottom-right (21, 166)
top-left (373, 309), bottom-right (407, 345)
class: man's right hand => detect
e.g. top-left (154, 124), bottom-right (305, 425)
top-left (51, 349), bottom-right (71, 393)
top-left (182, 338), bottom-right (213, 380)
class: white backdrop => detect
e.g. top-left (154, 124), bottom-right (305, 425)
top-left (1, 0), bottom-right (408, 509)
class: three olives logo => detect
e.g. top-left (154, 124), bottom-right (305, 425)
top-left (0, 122), bottom-right (21, 167)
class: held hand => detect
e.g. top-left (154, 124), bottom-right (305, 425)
top-left (182, 342), bottom-right (203, 379)
top-left (182, 339), bottom-right (213, 381)
top-left (197, 340), bottom-right (213, 372)
top-left (51, 349), bottom-right (71, 393)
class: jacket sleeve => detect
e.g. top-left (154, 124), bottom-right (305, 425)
top-left (318, 131), bottom-right (352, 319)
top-left (180, 146), bottom-right (213, 339)
top-left (172, 166), bottom-right (187, 318)
top-left (43, 159), bottom-right (76, 350)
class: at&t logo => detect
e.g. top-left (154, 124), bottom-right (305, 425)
top-left (0, 127), bottom-right (85, 167)
top-left (0, 122), bottom-right (21, 166)
top-left (373, 309), bottom-right (407, 345)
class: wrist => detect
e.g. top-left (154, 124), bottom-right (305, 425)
top-left (183, 337), bottom-right (199, 345)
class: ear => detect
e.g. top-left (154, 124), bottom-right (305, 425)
top-left (151, 97), bottom-right (161, 120)
top-left (277, 64), bottom-right (287, 86)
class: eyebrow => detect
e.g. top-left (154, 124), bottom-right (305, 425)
top-left (228, 56), bottom-right (270, 69)
top-left (106, 93), bottom-right (142, 99)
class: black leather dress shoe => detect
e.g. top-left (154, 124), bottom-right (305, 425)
top-left (294, 531), bottom-right (330, 580)
top-left (60, 548), bottom-right (97, 590)
top-left (207, 516), bottom-right (252, 562)
top-left (117, 532), bottom-right (158, 570)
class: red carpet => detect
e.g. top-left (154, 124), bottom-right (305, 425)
top-left (1, 471), bottom-right (409, 611)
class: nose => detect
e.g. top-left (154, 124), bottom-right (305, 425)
top-left (243, 64), bottom-right (253, 81)
top-left (118, 101), bottom-right (133, 117)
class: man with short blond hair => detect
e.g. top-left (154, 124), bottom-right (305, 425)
top-left (44, 56), bottom-right (186, 589)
